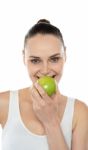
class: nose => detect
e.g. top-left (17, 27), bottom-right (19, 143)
top-left (40, 61), bottom-right (50, 75)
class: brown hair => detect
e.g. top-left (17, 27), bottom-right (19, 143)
top-left (24, 19), bottom-right (65, 49)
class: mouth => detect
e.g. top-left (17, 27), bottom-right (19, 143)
top-left (36, 75), bottom-right (56, 79)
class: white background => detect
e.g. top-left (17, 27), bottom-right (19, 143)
top-left (0, 0), bottom-right (88, 148)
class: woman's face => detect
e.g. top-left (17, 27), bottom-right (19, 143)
top-left (24, 34), bottom-right (66, 84)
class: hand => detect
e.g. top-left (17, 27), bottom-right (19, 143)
top-left (31, 82), bottom-right (61, 127)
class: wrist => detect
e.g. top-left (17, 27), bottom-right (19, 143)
top-left (44, 117), bottom-right (60, 133)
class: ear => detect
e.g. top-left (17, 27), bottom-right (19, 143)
top-left (22, 49), bottom-right (26, 65)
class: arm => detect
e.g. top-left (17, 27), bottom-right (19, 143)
top-left (72, 100), bottom-right (88, 150)
top-left (44, 118), bottom-right (69, 150)
top-left (31, 83), bottom-right (69, 150)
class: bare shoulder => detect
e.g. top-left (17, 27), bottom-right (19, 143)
top-left (72, 99), bottom-right (88, 149)
top-left (75, 99), bottom-right (88, 118)
top-left (0, 91), bottom-right (10, 124)
top-left (74, 99), bottom-right (88, 125)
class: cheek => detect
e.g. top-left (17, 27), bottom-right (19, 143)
top-left (54, 62), bottom-right (64, 82)
top-left (26, 63), bottom-right (39, 75)
top-left (54, 62), bottom-right (64, 73)
top-left (26, 64), bottom-right (37, 83)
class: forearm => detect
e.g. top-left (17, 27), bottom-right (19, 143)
top-left (45, 119), bottom-right (69, 150)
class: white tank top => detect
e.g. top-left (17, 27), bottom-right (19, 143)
top-left (2, 90), bottom-right (75, 150)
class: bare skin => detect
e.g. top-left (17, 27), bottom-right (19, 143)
top-left (0, 34), bottom-right (88, 149)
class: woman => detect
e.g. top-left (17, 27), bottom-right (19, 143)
top-left (0, 19), bottom-right (88, 150)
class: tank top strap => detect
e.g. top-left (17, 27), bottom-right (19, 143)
top-left (9, 90), bottom-right (19, 121)
top-left (3, 90), bottom-right (19, 131)
top-left (60, 97), bottom-right (75, 148)
top-left (2, 91), bottom-right (19, 136)
top-left (61, 97), bottom-right (75, 130)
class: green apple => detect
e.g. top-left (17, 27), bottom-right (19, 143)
top-left (37, 76), bottom-right (57, 96)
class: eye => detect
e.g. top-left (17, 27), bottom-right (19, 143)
top-left (30, 59), bottom-right (41, 64)
top-left (50, 57), bottom-right (60, 63)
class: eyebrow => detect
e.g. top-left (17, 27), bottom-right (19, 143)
top-left (29, 53), bottom-right (61, 59)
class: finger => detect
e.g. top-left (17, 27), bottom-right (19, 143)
top-left (34, 82), bottom-right (50, 102)
top-left (31, 87), bottom-right (41, 100)
top-left (31, 87), bottom-right (45, 106)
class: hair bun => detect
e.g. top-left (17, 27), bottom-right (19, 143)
top-left (37, 19), bottom-right (50, 24)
